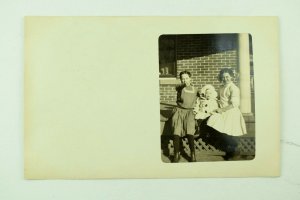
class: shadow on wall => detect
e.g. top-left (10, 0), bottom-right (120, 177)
top-left (160, 34), bottom-right (239, 61)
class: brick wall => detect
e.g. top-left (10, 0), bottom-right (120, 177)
top-left (160, 34), bottom-right (239, 104)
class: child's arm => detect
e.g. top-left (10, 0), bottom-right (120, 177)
top-left (193, 97), bottom-right (201, 114)
top-left (215, 104), bottom-right (234, 113)
top-left (175, 85), bottom-right (183, 106)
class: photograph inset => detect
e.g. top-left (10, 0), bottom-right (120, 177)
top-left (159, 34), bottom-right (255, 163)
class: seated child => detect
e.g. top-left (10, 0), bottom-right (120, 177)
top-left (193, 84), bottom-right (219, 120)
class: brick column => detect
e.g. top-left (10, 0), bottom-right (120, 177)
top-left (238, 34), bottom-right (252, 114)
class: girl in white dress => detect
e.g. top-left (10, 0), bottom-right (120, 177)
top-left (200, 68), bottom-right (247, 160)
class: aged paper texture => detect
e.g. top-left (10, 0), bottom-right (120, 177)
top-left (24, 17), bottom-right (280, 179)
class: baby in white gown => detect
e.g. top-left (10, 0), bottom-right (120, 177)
top-left (193, 84), bottom-right (219, 120)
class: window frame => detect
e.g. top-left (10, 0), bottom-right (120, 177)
top-left (159, 35), bottom-right (177, 78)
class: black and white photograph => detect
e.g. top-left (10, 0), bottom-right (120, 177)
top-left (160, 34), bottom-right (255, 162)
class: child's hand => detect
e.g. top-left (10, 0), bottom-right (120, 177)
top-left (215, 108), bottom-right (223, 113)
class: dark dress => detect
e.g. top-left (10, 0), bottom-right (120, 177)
top-left (171, 86), bottom-right (198, 137)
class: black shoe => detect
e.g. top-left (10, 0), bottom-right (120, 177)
top-left (173, 153), bottom-right (181, 163)
top-left (190, 152), bottom-right (196, 162)
top-left (223, 151), bottom-right (234, 161)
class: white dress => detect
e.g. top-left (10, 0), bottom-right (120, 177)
top-left (194, 98), bottom-right (219, 120)
top-left (206, 82), bottom-right (247, 136)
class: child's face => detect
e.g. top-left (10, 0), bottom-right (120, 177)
top-left (180, 74), bottom-right (191, 86)
top-left (205, 90), bottom-right (213, 100)
top-left (222, 72), bottom-right (233, 84)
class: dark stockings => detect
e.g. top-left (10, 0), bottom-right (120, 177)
top-left (187, 134), bottom-right (196, 162)
top-left (173, 135), bottom-right (181, 162)
top-left (173, 135), bottom-right (196, 162)
top-left (173, 135), bottom-right (180, 154)
top-left (187, 134), bottom-right (195, 153)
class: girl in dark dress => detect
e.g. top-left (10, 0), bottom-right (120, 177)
top-left (171, 71), bottom-right (199, 162)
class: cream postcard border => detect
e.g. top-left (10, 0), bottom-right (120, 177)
top-left (24, 17), bottom-right (280, 179)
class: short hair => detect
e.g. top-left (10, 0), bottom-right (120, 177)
top-left (218, 68), bottom-right (235, 82)
top-left (179, 70), bottom-right (191, 79)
